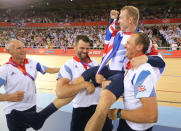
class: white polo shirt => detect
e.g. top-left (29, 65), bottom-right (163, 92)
top-left (0, 58), bottom-right (47, 114)
top-left (108, 31), bottom-right (153, 71)
top-left (123, 63), bottom-right (160, 130)
top-left (57, 56), bottom-right (101, 108)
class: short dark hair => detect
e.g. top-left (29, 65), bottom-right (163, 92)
top-left (75, 35), bottom-right (90, 46)
top-left (134, 32), bottom-right (150, 54)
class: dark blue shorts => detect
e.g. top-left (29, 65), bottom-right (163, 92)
top-left (117, 119), bottom-right (153, 131)
top-left (105, 72), bottom-right (124, 99)
top-left (82, 66), bottom-right (124, 99)
top-left (6, 106), bottom-right (36, 131)
top-left (70, 105), bottom-right (113, 131)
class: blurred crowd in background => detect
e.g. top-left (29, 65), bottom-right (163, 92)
top-left (0, 6), bottom-right (181, 50)
top-left (0, 6), bottom-right (180, 23)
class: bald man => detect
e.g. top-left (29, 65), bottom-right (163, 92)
top-left (0, 40), bottom-right (59, 131)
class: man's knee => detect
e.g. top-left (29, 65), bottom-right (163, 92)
top-left (96, 90), bottom-right (116, 114)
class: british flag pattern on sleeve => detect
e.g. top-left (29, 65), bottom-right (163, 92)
top-left (97, 19), bottom-right (156, 73)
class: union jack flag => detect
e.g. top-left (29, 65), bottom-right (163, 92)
top-left (96, 19), bottom-right (163, 75)
top-left (137, 85), bottom-right (146, 92)
top-left (97, 19), bottom-right (123, 73)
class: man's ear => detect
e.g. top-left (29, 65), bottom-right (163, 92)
top-left (129, 17), bottom-right (134, 24)
top-left (136, 44), bottom-right (143, 51)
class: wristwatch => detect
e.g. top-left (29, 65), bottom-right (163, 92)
top-left (117, 109), bottom-right (122, 118)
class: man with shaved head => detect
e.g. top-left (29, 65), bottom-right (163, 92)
top-left (0, 40), bottom-right (59, 131)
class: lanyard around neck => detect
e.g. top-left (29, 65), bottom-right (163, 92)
top-left (7, 61), bottom-right (35, 81)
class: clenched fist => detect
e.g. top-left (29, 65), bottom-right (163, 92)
top-left (110, 10), bottom-right (119, 19)
top-left (9, 91), bottom-right (25, 102)
top-left (108, 108), bottom-right (118, 120)
top-left (95, 74), bottom-right (106, 84)
top-left (85, 82), bottom-right (95, 95)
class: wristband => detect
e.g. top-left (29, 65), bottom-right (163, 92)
top-left (117, 109), bottom-right (122, 118)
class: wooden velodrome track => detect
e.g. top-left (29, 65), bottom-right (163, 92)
top-left (1, 53), bottom-right (181, 108)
